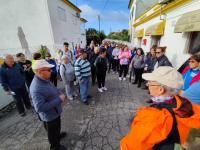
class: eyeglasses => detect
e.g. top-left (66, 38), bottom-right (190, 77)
top-left (188, 60), bottom-right (197, 63)
top-left (40, 69), bottom-right (52, 72)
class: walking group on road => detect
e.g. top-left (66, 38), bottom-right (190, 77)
top-left (1, 40), bottom-right (200, 149)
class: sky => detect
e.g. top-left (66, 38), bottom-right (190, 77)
top-left (70, 0), bottom-right (129, 35)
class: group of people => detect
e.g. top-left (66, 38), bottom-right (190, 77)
top-left (1, 40), bottom-right (200, 150)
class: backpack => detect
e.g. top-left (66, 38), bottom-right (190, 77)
top-left (151, 102), bottom-right (184, 150)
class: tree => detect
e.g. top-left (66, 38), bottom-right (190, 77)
top-left (86, 28), bottom-right (106, 46)
top-left (107, 29), bottom-right (129, 41)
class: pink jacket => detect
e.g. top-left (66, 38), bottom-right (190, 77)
top-left (119, 50), bottom-right (131, 65)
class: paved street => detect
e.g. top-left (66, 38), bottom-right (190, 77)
top-left (0, 73), bottom-right (149, 150)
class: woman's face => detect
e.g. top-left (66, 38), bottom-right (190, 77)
top-left (147, 81), bottom-right (164, 97)
top-left (63, 57), bottom-right (68, 64)
top-left (150, 48), bottom-right (155, 55)
top-left (137, 50), bottom-right (142, 55)
top-left (189, 59), bottom-right (199, 69)
top-left (124, 47), bottom-right (128, 51)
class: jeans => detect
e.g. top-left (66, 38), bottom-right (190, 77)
top-left (79, 76), bottom-right (90, 102)
top-left (65, 81), bottom-right (75, 98)
top-left (13, 85), bottom-right (31, 114)
top-left (43, 116), bottom-right (61, 150)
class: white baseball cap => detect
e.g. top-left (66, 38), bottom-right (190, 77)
top-left (142, 66), bottom-right (183, 89)
top-left (33, 59), bottom-right (54, 70)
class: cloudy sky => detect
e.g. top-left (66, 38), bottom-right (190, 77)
top-left (70, 0), bottom-right (129, 35)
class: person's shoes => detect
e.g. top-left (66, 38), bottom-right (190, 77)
top-left (20, 112), bottom-right (26, 117)
top-left (137, 84), bottom-right (141, 88)
top-left (60, 132), bottom-right (67, 139)
top-left (102, 87), bottom-right (107, 91)
top-left (68, 97), bottom-right (74, 101)
top-left (132, 81), bottom-right (137, 84)
top-left (87, 95), bottom-right (92, 99)
top-left (73, 94), bottom-right (78, 97)
top-left (83, 101), bottom-right (89, 105)
top-left (123, 77), bottom-right (126, 81)
top-left (98, 88), bottom-right (103, 93)
top-left (59, 145), bottom-right (67, 150)
top-left (146, 99), bottom-right (153, 103)
top-left (119, 77), bottom-right (122, 81)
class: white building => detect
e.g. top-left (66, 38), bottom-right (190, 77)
top-left (128, 0), bottom-right (200, 68)
top-left (0, 0), bottom-right (87, 109)
top-left (0, 0), bottom-right (87, 58)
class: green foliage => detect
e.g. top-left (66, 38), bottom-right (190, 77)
top-left (86, 28), bottom-right (106, 45)
top-left (39, 47), bottom-right (46, 59)
top-left (107, 29), bottom-right (129, 41)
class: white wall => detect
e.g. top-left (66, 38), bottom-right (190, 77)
top-left (133, 0), bottom-right (200, 68)
top-left (0, 0), bottom-right (54, 56)
top-left (47, 0), bottom-right (83, 51)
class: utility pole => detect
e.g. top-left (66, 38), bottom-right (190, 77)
top-left (98, 15), bottom-right (100, 33)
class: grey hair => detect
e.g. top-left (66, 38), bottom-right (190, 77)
top-left (156, 82), bottom-right (179, 96)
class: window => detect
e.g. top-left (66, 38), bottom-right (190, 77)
top-left (189, 32), bottom-right (200, 54)
top-left (72, 15), bottom-right (77, 25)
top-left (151, 36), bottom-right (161, 47)
top-left (57, 7), bottom-right (66, 22)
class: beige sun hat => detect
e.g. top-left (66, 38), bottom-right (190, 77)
top-left (142, 66), bottom-right (184, 89)
top-left (33, 59), bottom-right (54, 70)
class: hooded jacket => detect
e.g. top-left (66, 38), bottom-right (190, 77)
top-left (120, 96), bottom-right (200, 150)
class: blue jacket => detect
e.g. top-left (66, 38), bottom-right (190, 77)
top-left (30, 76), bottom-right (62, 122)
top-left (0, 63), bottom-right (25, 91)
top-left (46, 59), bottom-right (57, 76)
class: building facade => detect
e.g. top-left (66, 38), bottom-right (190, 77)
top-left (0, 0), bottom-right (87, 109)
top-left (0, 0), bottom-right (87, 58)
top-left (128, 0), bottom-right (200, 68)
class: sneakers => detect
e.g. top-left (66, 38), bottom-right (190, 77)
top-left (119, 77), bottom-right (122, 81)
top-left (123, 77), bottom-right (126, 81)
top-left (98, 88), bottom-right (103, 93)
top-left (20, 112), bottom-right (26, 117)
top-left (68, 97), bottom-right (74, 101)
top-left (102, 87), bottom-right (107, 91)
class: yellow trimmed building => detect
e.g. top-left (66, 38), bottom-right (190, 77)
top-left (128, 0), bottom-right (200, 68)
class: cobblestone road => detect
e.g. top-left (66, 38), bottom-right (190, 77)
top-left (0, 73), bottom-right (149, 150)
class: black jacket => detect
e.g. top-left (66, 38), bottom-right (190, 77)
top-left (95, 57), bottom-right (107, 73)
top-left (157, 55), bottom-right (172, 67)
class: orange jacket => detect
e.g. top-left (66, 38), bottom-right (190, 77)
top-left (120, 96), bottom-right (200, 150)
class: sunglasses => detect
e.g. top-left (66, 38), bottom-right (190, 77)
top-left (156, 51), bottom-right (162, 54)
top-left (40, 69), bottom-right (52, 72)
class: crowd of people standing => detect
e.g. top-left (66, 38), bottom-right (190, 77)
top-left (1, 40), bottom-right (200, 150)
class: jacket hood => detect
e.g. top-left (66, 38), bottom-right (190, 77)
top-left (174, 96), bottom-right (194, 118)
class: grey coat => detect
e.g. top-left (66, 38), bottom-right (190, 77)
top-left (60, 63), bottom-right (75, 84)
top-left (131, 55), bottom-right (145, 69)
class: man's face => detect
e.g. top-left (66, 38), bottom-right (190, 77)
top-left (37, 67), bottom-right (52, 80)
top-left (64, 45), bottom-right (69, 51)
top-left (5, 55), bottom-right (15, 67)
top-left (155, 48), bottom-right (164, 58)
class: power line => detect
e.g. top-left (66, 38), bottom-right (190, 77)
top-left (101, 0), bottom-right (109, 13)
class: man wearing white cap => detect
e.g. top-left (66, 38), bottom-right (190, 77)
top-left (120, 66), bottom-right (200, 150)
top-left (30, 59), bottom-right (66, 150)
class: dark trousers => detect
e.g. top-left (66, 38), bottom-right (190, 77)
top-left (113, 59), bottom-right (119, 72)
top-left (97, 72), bottom-right (106, 88)
top-left (91, 67), bottom-right (96, 85)
top-left (50, 74), bottom-right (57, 87)
top-left (119, 64), bottom-right (129, 78)
top-left (43, 116), bottom-right (61, 150)
top-left (13, 85), bottom-right (31, 114)
top-left (108, 57), bottom-right (113, 72)
top-left (134, 68), bottom-right (144, 86)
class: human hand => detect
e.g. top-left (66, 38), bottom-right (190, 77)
top-left (59, 94), bottom-right (65, 103)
